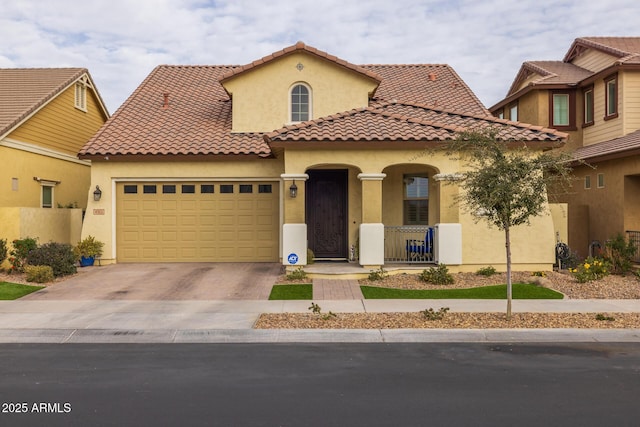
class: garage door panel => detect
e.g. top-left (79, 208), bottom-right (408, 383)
top-left (122, 216), bottom-right (139, 227)
top-left (142, 200), bottom-right (158, 211)
top-left (162, 231), bottom-right (177, 241)
top-left (142, 231), bottom-right (159, 242)
top-left (238, 215), bottom-right (253, 225)
top-left (162, 216), bottom-right (177, 226)
top-left (180, 215), bottom-right (197, 226)
top-left (142, 215), bottom-right (158, 226)
top-left (117, 181), bottom-right (278, 262)
top-left (219, 215), bottom-right (235, 226)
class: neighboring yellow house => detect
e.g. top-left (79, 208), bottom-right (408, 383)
top-left (490, 37), bottom-right (640, 259)
top-left (0, 68), bottom-right (109, 251)
top-left (79, 42), bottom-right (566, 273)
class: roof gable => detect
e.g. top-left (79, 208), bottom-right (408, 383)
top-left (0, 68), bottom-right (109, 139)
top-left (564, 37), bottom-right (640, 64)
top-left (506, 61), bottom-right (593, 96)
top-left (219, 42), bottom-right (382, 87)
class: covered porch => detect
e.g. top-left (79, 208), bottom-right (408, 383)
top-left (279, 157), bottom-right (464, 271)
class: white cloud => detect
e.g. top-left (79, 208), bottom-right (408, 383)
top-left (2, 0), bottom-right (639, 112)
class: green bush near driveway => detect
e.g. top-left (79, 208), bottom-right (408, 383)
top-left (360, 283), bottom-right (564, 299)
top-left (0, 282), bottom-right (45, 300)
top-left (269, 284), bottom-right (313, 300)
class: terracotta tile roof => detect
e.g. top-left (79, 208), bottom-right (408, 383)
top-left (564, 37), bottom-right (640, 64)
top-left (506, 61), bottom-right (593, 96)
top-left (363, 64), bottom-right (488, 116)
top-left (572, 129), bottom-right (640, 162)
top-left (79, 65), bottom-right (272, 158)
top-left (80, 43), bottom-right (491, 158)
top-left (220, 41), bottom-right (382, 85)
top-left (0, 68), bottom-right (87, 139)
top-left (265, 102), bottom-right (566, 146)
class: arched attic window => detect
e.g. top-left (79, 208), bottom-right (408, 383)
top-left (290, 83), bottom-right (311, 122)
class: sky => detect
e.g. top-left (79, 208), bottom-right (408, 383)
top-left (2, 0), bottom-right (639, 114)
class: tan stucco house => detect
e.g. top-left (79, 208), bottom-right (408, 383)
top-left (79, 42), bottom-right (567, 272)
top-left (490, 37), bottom-right (640, 259)
top-left (0, 68), bottom-right (109, 251)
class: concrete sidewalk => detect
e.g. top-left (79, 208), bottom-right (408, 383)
top-left (0, 299), bottom-right (639, 343)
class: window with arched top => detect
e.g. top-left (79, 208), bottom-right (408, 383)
top-left (290, 83), bottom-right (311, 122)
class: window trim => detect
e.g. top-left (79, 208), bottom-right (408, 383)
top-left (508, 102), bottom-right (518, 122)
top-left (597, 173), bottom-right (605, 188)
top-left (549, 91), bottom-right (576, 130)
top-left (403, 174), bottom-right (429, 226)
top-left (584, 175), bottom-right (591, 190)
top-left (41, 184), bottom-right (54, 208)
top-left (74, 75), bottom-right (89, 111)
top-left (289, 82), bottom-right (312, 123)
top-left (604, 74), bottom-right (618, 120)
top-left (582, 85), bottom-right (594, 128)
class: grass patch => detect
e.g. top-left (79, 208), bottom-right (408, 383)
top-left (0, 282), bottom-right (45, 300)
top-left (269, 284), bottom-right (313, 300)
top-left (360, 283), bottom-right (564, 299)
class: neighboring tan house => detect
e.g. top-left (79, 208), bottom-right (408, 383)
top-left (79, 42), bottom-right (567, 272)
top-left (0, 68), bottom-right (109, 250)
top-left (490, 37), bottom-right (640, 259)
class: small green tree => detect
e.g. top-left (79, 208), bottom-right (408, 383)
top-left (445, 129), bottom-right (573, 319)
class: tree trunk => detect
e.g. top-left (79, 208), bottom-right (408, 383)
top-left (505, 225), bottom-right (512, 320)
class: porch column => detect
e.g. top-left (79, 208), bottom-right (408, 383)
top-left (357, 173), bottom-right (386, 267)
top-left (281, 173), bottom-right (309, 266)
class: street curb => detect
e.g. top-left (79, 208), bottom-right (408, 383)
top-left (0, 328), bottom-right (639, 344)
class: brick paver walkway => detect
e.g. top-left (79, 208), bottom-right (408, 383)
top-left (312, 279), bottom-right (364, 300)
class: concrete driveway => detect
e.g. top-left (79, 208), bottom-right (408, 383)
top-left (23, 263), bottom-right (283, 300)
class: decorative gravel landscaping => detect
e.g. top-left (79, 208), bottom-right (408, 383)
top-left (257, 270), bottom-right (640, 329)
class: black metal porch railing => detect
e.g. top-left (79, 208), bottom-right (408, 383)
top-left (626, 230), bottom-right (640, 263)
top-left (384, 226), bottom-right (434, 264)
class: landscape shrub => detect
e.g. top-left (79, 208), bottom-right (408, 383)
top-left (368, 267), bottom-right (388, 281)
top-left (0, 238), bottom-right (7, 266)
top-left (604, 233), bottom-right (637, 275)
top-left (476, 266), bottom-right (497, 276)
top-left (8, 237), bottom-right (38, 273)
top-left (421, 307), bottom-right (450, 321)
top-left (286, 266), bottom-right (307, 281)
top-left (570, 257), bottom-right (610, 283)
top-left (420, 264), bottom-right (454, 285)
top-left (26, 242), bottom-right (77, 277)
top-left (24, 265), bottom-right (54, 283)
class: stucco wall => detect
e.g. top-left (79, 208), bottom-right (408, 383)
top-left (558, 156), bottom-right (640, 256)
top-left (0, 207), bottom-right (82, 245)
top-left (222, 52), bottom-right (377, 132)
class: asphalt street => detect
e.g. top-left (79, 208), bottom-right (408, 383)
top-left (1, 343), bottom-right (639, 426)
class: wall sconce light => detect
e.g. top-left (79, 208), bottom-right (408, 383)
top-left (93, 185), bottom-right (102, 202)
top-left (289, 180), bottom-right (298, 198)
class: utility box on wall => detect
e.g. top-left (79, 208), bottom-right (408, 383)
top-left (282, 223), bottom-right (307, 266)
top-left (359, 223), bottom-right (384, 266)
top-left (434, 223), bottom-right (462, 265)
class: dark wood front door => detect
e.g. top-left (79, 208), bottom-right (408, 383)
top-left (306, 169), bottom-right (348, 259)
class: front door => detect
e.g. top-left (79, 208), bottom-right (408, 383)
top-left (306, 169), bottom-right (348, 259)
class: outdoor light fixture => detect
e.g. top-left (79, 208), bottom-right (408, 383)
top-left (289, 180), bottom-right (298, 198)
top-left (93, 185), bottom-right (102, 202)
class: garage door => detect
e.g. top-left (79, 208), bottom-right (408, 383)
top-left (116, 181), bottom-right (279, 262)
